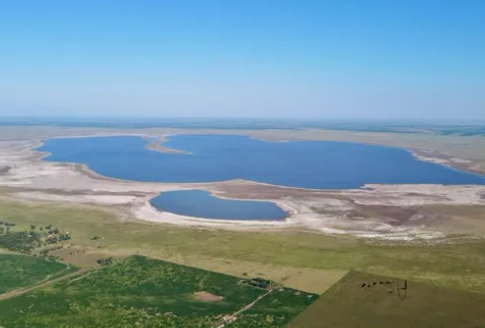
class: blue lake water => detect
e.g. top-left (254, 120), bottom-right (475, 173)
top-left (37, 135), bottom-right (485, 189)
top-left (150, 190), bottom-right (287, 220)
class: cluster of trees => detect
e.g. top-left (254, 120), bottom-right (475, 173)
top-left (59, 233), bottom-right (71, 241)
top-left (30, 224), bottom-right (59, 234)
top-left (0, 221), bottom-right (16, 235)
top-left (39, 249), bottom-right (49, 257)
top-left (0, 221), bottom-right (71, 254)
top-left (0, 231), bottom-right (42, 253)
top-left (0, 221), bottom-right (16, 227)
top-left (0, 221), bottom-right (32, 252)
top-left (240, 277), bottom-right (279, 290)
top-left (46, 231), bottom-right (71, 244)
top-left (97, 257), bottom-right (115, 266)
top-left (30, 224), bottom-right (70, 240)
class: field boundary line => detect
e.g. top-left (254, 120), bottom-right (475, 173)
top-left (0, 268), bottom-right (89, 302)
top-left (66, 271), bottom-right (94, 285)
top-left (35, 265), bottom-right (72, 286)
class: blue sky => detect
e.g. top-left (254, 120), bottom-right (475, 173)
top-left (1, 0), bottom-right (484, 120)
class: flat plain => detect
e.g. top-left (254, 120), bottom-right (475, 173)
top-left (1, 126), bottom-right (485, 327)
top-left (2, 198), bottom-right (485, 297)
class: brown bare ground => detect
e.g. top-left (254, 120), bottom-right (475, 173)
top-left (193, 291), bottom-right (224, 302)
top-left (339, 205), bottom-right (419, 226)
top-left (420, 205), bottom-right (485, 235)
top-left (46, 246), bottom-right (107, 269)
top-left (210, 181), bottom-right (350, 200)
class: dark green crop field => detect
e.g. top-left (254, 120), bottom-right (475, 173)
top-left (228, 287), bottom-right (317, 328)
top-left (0, 254), bottom-right (71, 295)
top-left (0, 255), bottom-right (317, 328)
top-left (289, 271), bottom-right (485, 328)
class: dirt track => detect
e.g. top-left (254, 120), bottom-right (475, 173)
top-left (0, 269), bottom-right (89, 302)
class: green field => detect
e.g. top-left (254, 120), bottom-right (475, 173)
top-left (0, 255), bottom-right (317, 328)
top-left (0, 254), bottom-right (72, 295)
top-left (290, 271), bottom-right (485, 328)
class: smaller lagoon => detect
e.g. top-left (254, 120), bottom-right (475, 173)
top-left (150, 190), bottom-right (288, 221)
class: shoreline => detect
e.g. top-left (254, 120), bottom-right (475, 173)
top-left (32, 137), bottom-right (210, 186)
top-left (2, 131), bottom-right (485, 239)
top-left (29, 136), bottom-right (344, 192)
top-left (148, 189), bottom-right (297, 221)
top-left (24, 137), bottom-right (299, 227)
top-left (32, 132), bottom-right (485, 190)
top-left (29, 133), bottom-right (485, 210)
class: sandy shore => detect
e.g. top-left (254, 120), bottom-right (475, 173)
top-left (1, 129), bottom-right (485, 240)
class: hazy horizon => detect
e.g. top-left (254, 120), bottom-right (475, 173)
top-left (2, 115), bottom-right (485, 126)
top-left (1, 1), bottom-right (484, 120)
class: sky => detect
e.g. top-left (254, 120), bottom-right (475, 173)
top-left (0, 0), bottom-right (484, 120)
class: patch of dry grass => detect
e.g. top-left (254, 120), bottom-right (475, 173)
top-left (290, 271), bottom-right (485, 328)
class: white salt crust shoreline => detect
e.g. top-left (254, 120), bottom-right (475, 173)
top-left (1, 133), bottom-right (485, 240)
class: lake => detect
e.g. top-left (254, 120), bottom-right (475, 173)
top-left (38, 134), bottom-right (485, 189)
top-left (150, 190), bottom-right (288, 220)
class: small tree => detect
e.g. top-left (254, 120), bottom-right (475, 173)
top-left (30, 225), bottom-right (36, 230)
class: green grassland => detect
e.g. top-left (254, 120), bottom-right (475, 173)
top-left (0, 255), bottom-right (317, 328)
top-left (289, 271), bottom-right (485, 328)
top-left (1, 198), bottom-right (485, 296)
top-left (0, 254), bottom-right (72, 295)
